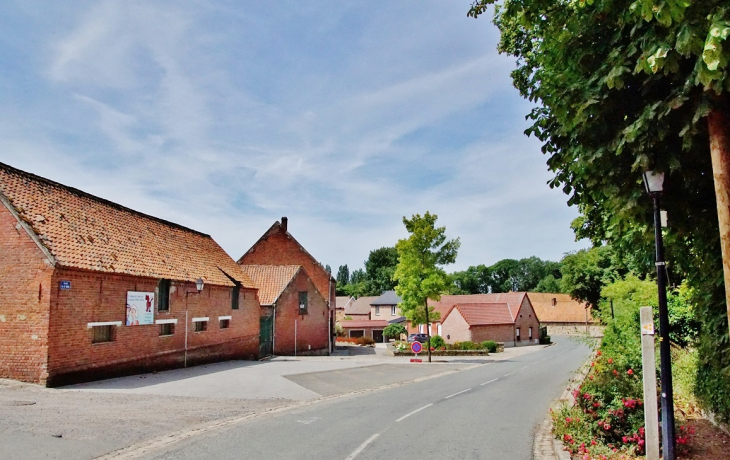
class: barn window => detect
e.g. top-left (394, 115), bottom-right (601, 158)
top-left (299, 292), bottom-right (308, 313)
top-left (158, 279), bottom-right (171, 311)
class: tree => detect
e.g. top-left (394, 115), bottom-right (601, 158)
top-left (363, 247), bottom-right (399, 295)
top-left (560, 247), bottom-right (623, 309)
top-left (394, 212), bottom-right (460, 362)
top-left (336, 265), bottom-right (350, 293)
top-left (325, 264), bottom-right (331, 274)
top-left (383, 323), bottom-right (407, 340)
top-left (468, 0), bottom-right (730, 419)
top-left (449, 264), bottom-right (491, 294)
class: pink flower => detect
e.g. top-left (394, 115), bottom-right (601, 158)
top-left (627, 369), bottom-right (634, 375)
top-left (596, 351), bottom-right (602, 356)
top-left (608, 358), bottom-right (613, 364)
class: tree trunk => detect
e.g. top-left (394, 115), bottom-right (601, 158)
top-left (424, 299), bottom-right (431, 363)
top-left (708, 105), bottom-right (730, 339)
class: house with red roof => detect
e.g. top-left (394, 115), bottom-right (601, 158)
top-left (407, 292), bottom-right (541, 347)
top-left (527, 292), bottom-right (602, 336)
top-left (339, 291), bottom-right (405, 342)
top-left (238, 218), bottom-right (336, 353)
top-left (240, 265), bottom-right (328, 356)
top-left (0, 162), bottom-right (261, 386)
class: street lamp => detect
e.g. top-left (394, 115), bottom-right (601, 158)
top-left (186, 278), bottom-right (205, 296)
top-left (643, 170), bottom-right (676, 460)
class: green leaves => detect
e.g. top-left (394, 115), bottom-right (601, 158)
top-left (703, 12), bottom-right (730, 72)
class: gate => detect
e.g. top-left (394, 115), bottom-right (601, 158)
top-left (260, 314), bottom-right (273, 358)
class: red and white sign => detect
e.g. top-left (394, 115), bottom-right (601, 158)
top-left (411, 341), bottom-right (422, 354)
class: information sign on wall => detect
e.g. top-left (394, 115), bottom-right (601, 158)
top-left (126, 291), bottom-right (155, 326)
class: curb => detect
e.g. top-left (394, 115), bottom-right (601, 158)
top-left (533, 351), bottom-right (595, 460)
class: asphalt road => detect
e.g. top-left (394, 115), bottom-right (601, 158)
top-left (144, 337), bottom-right (591, 460)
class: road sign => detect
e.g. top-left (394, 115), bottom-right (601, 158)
top-left (60, 281), bottom-right (71, 290)
top-left (411, 341), bottom-right (422, 354)
top-left (642, 322), bottom-right (655, 335)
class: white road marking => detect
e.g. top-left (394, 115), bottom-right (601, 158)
top-left (344, 433), bottom-right (380, 460)
top-left (504, 371), bottom-right (517, 377)
top-left (396, 404), bottom-right (433, 422)
top-left (520, 366), bottom-right (530, 370)
top-left (444, 388), bottom-right (471, 399)
top-left (297, 417), bottom-right (320, 425)
top-left (480, 378), bottom-right (498, 386)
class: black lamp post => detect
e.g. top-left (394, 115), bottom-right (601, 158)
top-left (643, 170), bottom-right (676, 460)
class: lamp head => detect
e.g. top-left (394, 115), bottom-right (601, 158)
top-left (195, 278), bottom-right (204, 292)
top-left (643, 170), bottom-right (664, 195)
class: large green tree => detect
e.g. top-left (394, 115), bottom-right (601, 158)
top-left (469, 0), bottom-right (730, 420)
top-left (394, 212), bottom-right (460, 362)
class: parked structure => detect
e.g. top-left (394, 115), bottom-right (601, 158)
top-left (335, 296), bottom-right (354, 322)
top-left (240, 265), bottom-right (328, 356)
top-left (238, 217), bottom-right (336, 352)
top-left (527, 292), bottom-right (602, 336)
top-left (0, 163), bottom-right (260, 386)
top-left (342, 295), bottom-right (377, 321)
top-left (407, 292), bottom-right (541, 347)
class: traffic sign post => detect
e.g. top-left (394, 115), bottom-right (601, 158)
top-left (410, 341), bottom-right (422, 362)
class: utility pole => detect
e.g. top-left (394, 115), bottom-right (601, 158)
top-left (708, 106), bottom-right (730, 339)
top-left (424, 298), bottom-right (431, 363)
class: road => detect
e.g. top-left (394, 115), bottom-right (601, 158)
top-left (143, 337), bottom-right (591, 460)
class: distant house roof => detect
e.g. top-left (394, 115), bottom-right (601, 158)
top-left (388, 316), bottom-right (406, 324)
top-left (339, 320), bottom-right (389, 329)
top-left (239, 265), bottom-right (302, 305)
top-left (336, 296), bottom-right (354, 310)
top-left (428, 293), bottom-right (528, 323)
top-left (445, 303), bottom-right (515, 326)
top-left (371, 290), bottom-right (401, 306)
top-left (527, 292), bottom-right (593, 324)
top-left (0, 162), bottom-right (254, 288)
top-left (344, 296), bottom-right (378, 315)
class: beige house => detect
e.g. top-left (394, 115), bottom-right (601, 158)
top-left (343, 296), bottom-right (377, 321)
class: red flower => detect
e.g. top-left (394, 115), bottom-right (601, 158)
top-left (607, 358), bottom-right (613, 364)
top-left (596, 350), bottom-right (602, 356)
top-left (627, 369), bottom-right (634, 375)
top-left (613, 370), bottom-right (618, 376)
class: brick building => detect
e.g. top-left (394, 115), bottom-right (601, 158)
top-left (240, 265), bottom-right (328, 355)
top-left (407, 292), bottom-right (541, 347)
top-left (0, 162), bottom-right (260, 386)
top-left (527, 292), bottom-right (602, 336)
top-left (238, 218), bottom-right (336, 352)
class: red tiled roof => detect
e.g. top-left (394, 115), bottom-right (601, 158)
top-left (527, 292), bottom-right (594, 323)
top-left (239, 265), bottom-right (301, 305)
top-left (428, 293), bottom-right (527, 322)
top-left (0, 162), bottom-right (254, 288)
top-left (447, 303), bottom-right (515, 326)
top-left (339, 320), bottom-right (388, 329)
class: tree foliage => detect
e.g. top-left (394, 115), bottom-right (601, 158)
top-left (469, 0), bottom-right (730, 420)
top-left (336, 264), bottom-right (350, 287)
top-left (383, 323), bottom-right (407, 339)
top-left (394, 212), bottom-right (460, 326)
top-left (339, 248), bottom-right (399, 297)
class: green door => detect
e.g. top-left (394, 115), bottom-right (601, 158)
top-left (260, 315), bottom-right (274, 358)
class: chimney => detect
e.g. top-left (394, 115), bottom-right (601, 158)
top-left (281, 216), bottom-right (288, 231)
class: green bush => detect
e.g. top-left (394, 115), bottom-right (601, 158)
top-left (383, 323), bottom-right (407, 339)
top-left (480, 340), bottom-right (497, 352)
top-left (429, 335), bottom-right (445, 349)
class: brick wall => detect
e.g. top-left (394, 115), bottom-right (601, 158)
top-left (513, 296), bottom-right (541, 346)
top-left (471, 324), bottom-right (515, 343)
top-left (441, 310), bottom-right (471, 344)
top-left (273, 269), bottom-right (328, 355)
top-left (46, 268), bottom-right (260, 386)
top-left (239, 225), bottom-right (336, 307)
top-left (0, 204), bottom-right (54, 384)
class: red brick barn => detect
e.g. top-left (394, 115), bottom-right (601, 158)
top-left (0, 162), bottom-right (260, 386)
top-left (238, 218), bottom-right (336, 352)
top-left (408, 292), bottom-right (541, 347)
top-left (240, 265), bottom-right (328, 356)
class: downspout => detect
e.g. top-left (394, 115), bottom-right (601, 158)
top-left (272, 302), bottom-right (276, 356)
top-left (328, 277), bottom-right (333, 355)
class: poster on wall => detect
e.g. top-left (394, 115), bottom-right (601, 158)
top-left (126, 291), bottom-right (155, 326)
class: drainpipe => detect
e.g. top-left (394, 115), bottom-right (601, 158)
top-left (184, 299), bottom-right (188, 368)
top-left (328, 277), bottom-right (332, 355)
top-left (272, 302), bottom-right (276, 356)
top-left (294, 319), bottom-right (297, 357)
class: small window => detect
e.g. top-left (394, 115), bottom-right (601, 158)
top-left (158, 279), bottom-right (171, 311)
top-left (194, 321), bottom-right (208, 332)
top-left (391, 306), bottom-right (396, 316)
top-left (231, 283), bottom-right (241, 310)
top-left (516, 327), bottom-right (521, 340)
top-left (375, 306), bottom-right (380, 316)
top-left (159, 323), bottom-right (174, 336)
top-left (219, 319), bottom-right (230, 329)
top-left (529, 327), bottom-right (533, 340)
top-left (92, 325), bottom-right (113, 343)
top-left (299, 292), bottom-right (308, 313)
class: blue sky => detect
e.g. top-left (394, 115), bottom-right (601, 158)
top-left (0, 1), bottom-right (587, 272)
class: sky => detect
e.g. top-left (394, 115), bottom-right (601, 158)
top-left (0, 0), bottom-right (588, 273)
